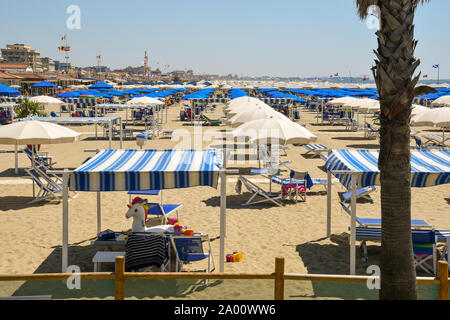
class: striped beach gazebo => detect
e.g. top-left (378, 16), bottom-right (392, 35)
top-left (324, 149), bottom-right (450, 275)
top-left (58, 149), bottom-right (228, 272)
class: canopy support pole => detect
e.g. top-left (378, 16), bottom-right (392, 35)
top-left (326, 170), bottom-right (332, 237)
top-left (97, 192), bottom-right (101, 234)
top-left (219, 169), bottom-right (226, 273)
top-left (109, 120), bottom-right (112, 149)
top-left (119, 117), bottom-right (123, 149)
top-left (95, 105), bottom-right (98, 139)
top-left (62, 169), bottom-right (69, 273)
top-left (350, 173), bottom-right (357, 275)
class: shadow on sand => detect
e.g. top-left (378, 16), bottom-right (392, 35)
top-left (0, 168), bottom-right (28, 178)
top-left (291, 234), bottom-right (438, 300)
top-left (10, 243), bottom-right (223, 299)
top-left (0, 196), bottom-right (59, 211)
top-left (346, 144), bottom-right (379, 149)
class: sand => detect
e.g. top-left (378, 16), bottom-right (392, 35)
top-left (0, 101), bottom-right (448, 300)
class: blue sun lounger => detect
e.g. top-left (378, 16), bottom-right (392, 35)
top-left (339, 202), bottom-right (431, 229)
top-left (127, 190), bottom-right (181, 224)
top-left (355, 227), bottom-right (438, 274)
top-left (147, 203), bottom-right (182, 224)
top-left (303, 144), bottom-right (330, 160)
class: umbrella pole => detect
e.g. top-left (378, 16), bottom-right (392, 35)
top-left (32, 145), bottom-right (35, 197)
top-left (14, 144), bottom-right (18, 175)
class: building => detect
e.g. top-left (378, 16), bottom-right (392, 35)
top-left (0, 62), bottom-right (32, 73)
top-left (94, 65), bottom-right (110, 73)
top-left (1, 44), bottom-right (43, 73)
top-left (54, 60), bottom-right (72, 71)
top-left (41, 57), bottom-right (56, 73)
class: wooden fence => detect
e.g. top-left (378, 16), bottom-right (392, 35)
top-left (0, 257), bottom-right (448, 300)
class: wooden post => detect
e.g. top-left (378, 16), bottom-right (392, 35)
top-left (438, 260), bottom-right (448, 300)
top-left (274, 257), bottom-right (285, 300)
top-left (115, 256), bottom-right (125, 300)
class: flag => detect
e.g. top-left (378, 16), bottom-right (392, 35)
top-left (433, 64), bottom-right (440, 68)
top-left (61, 35), bottom-right (66, 41)
top-left (423, 74), bottom-right (428, 78)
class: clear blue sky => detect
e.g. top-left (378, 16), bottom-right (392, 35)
top-left (1, 0), bottom-right (448, 79)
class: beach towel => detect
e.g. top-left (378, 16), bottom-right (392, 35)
top-left (124, 234), bottom-right (169, 272)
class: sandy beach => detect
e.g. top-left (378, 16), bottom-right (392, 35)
top-left (0, 102), bottom-right (448, 299)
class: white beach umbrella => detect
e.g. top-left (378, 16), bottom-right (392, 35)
top-left (29, 95), bottom-right (64, 104)
top-left (431, 95), bottom-right (450, 107)
top-left (0, 120), bottom-right (80, 173)
top-left (328, 97), bottom-right (359, 106)
top-left (127, 97), bottom-right (164, 105)
top-left (226, 96), bottom-right (262, 107)
top-left (232, 116), bottom-right (317, 145)
top-left (411, 107), bottom-right (450, 128)
top-left (411, 104), bottom-right (430, 117)
top-left (0, 120), bottom-right (80, 145)
top-left (228, 107), bottom-right (285, 128)
top-left (225, 101), bottom-right (271, 118)
top-left (345, 98), bottom-right (380, 112)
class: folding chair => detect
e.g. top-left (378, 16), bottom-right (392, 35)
top-left (25, 167), bottom-right (62, 204)
top-left (270, 170), bottom-right (311, 203)
top-left (412, 230), bottom-right (437, 275)
top-left (302, 144), bottom-right (330, 160)
top-left (146, 203), bottom-right (182, 224)
top-left (412, 136), bottom-right (442, 150)
top-left (236, 176), bottom-right (284, 207)
top-left (258, 145), bottom-right (292, 170)
top-left (200, 113), bottom-right (222, 126)
top-left (25, 166), bottom-right (78, 204)
top-left (341, 186), bottom-right (377, 204)
top-left (23, 147), bottom-right (56, 168)
top-left (170, 234), bottom-right (215, 275)
top-left (365, 124), bottom-right (379, 139)
top-left (422, 134), bottom-right (449, 148)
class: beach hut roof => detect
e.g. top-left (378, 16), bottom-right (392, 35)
top-left (0, 83), bottom-right (21, 96)
top-left (31, 80), bottom-right (57, 88)
top-left (89, 81), bottom-right (113, 90)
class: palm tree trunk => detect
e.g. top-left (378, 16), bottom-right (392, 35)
top-left (374, 0), bottom-right (421, 299)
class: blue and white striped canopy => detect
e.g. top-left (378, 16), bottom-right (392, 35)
top-left (70, 149), bottom-right (223, 191)
top-left (325, 149), bottom-right (450, 188)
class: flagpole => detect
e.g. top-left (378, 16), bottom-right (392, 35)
top-left (438, 66), bottom-right (440, 85)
